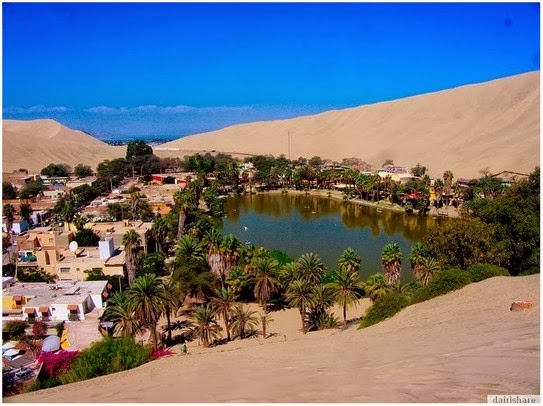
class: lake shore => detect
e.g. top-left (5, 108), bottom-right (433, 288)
top-left (7, 274), bottom-right (539, 403)
top-left (255, 188), bottom-right (462, 218)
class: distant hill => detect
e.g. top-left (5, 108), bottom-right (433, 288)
top-left (158, 71), bottom-right (540, 179)
top-left (3, 72), bottom-right (539, 179)
top-left (2, 119), bottom-right (125, 173)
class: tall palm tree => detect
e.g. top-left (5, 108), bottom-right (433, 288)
top-left (151, 217), bottom-right (169, 253)
top-left (101, 291), bottom-right (141, 338)
top-left (230, 305), bottom-right (259, 339)
top-left (285, 279), bottom-right (315, 333)
top-left (123, 229), bottom-right (142, 286)
top-left (296, 253), bottom-right (326, 285)
top-left (203, 228), bottom-right (225, 285)
top-left (326, 268), bottom-right (365, 327)
top-left (210, 287), bottom-right (237, 341)
top-left (364, 273), bottom-right (389, 302)
top-left (126, 274), bottom-right (169, 349)
top-left (408, 242), bottom-right (427, 280)
top-left (175, 235), bottom-right (205, 263)
top-left (220, 234), bottom-right (242, 279)
top-left (381, 243), bottom-right (403, 286)
top-left (253, 257), bottom-right (280, 312)
top-left (278, 261), bottom-right (299, 289)
top-left (415, 257), bottom-right (441, 286)
top-left (161, 278), bottom-right (184, 344)
top-left (225, 266), bottom-right (249, 298)
top-left (190, 305), bottom-right (223, 347)
top-left (338, 248), bottom-right (361, 274)
top-left (3, 204), bottom-right (15, 235)
top-left (443, 170), bottom-right (454, 205)
top-left (310, 283), bottom-right (335, 313)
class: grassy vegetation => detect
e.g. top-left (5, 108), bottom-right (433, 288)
top-left (360, 292), bottom-right (410, 328)
top-left (467, 264), bottom-right (510, 283)
top-left (410, 268), bottom-right (472, 305)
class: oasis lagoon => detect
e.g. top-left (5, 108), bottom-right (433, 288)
top-left (220, 193), bottom-right (450, 281)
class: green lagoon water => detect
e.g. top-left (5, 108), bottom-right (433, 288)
top-left (220, 193), bottom-right (450, 281)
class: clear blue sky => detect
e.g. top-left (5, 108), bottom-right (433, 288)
top-left (2, 2), bottom-right (540, 139)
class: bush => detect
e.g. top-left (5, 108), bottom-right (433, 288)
top-left (467, 264), bottom-right (510, 283)
top-left (518, 266), bottom-right (540, 276)
top-left (55, 321), bottom-right (65, 337)
top-left (32, 321), bottom-right (48, 338)
top-left (3, 320), bottom-right (28, 340)
top-left (360, 292), bottom-right (410, 328)
top-left (60, 337), bottom-right (151, 384)
top-left (411, 268), bottom-right (471, 304)
top-left (26, 377), bottom-right (63, 392)
top-left (36, 350), bottom-right (80, 378)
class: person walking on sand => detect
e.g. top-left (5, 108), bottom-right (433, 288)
top-left (181, 344), bottom-right (187, 355)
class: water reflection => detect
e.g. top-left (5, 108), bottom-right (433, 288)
top-left (221, 194), bottom-right (449, 281)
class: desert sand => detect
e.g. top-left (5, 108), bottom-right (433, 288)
top-left (2, 71), bottom-right (540, 179)
top-left (6, 274), bottom-right (539, 403)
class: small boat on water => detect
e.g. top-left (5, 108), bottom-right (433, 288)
top-left (376, 208), bottom-right (383, 213)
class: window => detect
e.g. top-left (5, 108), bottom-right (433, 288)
top-left (60, 267), bottom-right (71, 274)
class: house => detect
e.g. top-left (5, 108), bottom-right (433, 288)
top-left (3, 280), bottom-right (108, 322)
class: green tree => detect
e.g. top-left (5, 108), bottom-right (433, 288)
top-left (3, 204), bottom-right (15, 233)
top-left (296, 253), bottom-right (327, 285)
top-left (211, 287), bottom-right (237, 341)
top-left (190, 305), bottom-right (222, 347)
top-left (381, 243), bottom-right (403, 285)
top-left (41, 163), bottom-right (70, 177)
top-left (73, 228), bottom-right (100, 247)
top-left (230, 305), bottom-right (259, 340)
top-left (54, 193), bottom-right (77, 229)
top-left (123, 229), bottom-right (142, 286)
top-left (126, 140), bottom-right (153, 161)
top-left (19, 181), bottom-right (46, 199)
top-left (126, 274), bottom-right (169, 349)
top-left (326, 268), bottom-right (365, 327)
top-left (338, 248), bottom-right (361, 274)
top-left (252, 257), bottom-right (280, 312)
top-left (151, 217), bottom-right (169, 253)
top-left (101, 291), bottom-right (140, 338)
top-left (139, 252), bottom-right (167, 277)
top-left (285, 279), bottom-right (315, 333)
top-left (364, 273), bottom-right (389, 302)
top-left (74, 164), bottom-right (93, 178)
top-left (425, 218), bottom-right (506, 270)
top-left (415, 257), bottom-right (441, 286)
top-left (2, 181), bottom-right (17, 199)
top-left (408, 242), bottom-right (427, 279)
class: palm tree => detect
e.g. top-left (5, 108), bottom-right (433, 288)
top-left (101, 291), bottom-right (141, 338)
top-left (225, 266), bottom-right (249, 298)
top-left (190, 305), bottom-right (222, 347)
top-left (285, 279), bottom-right (315, 333)
top-left (220, 234), bottom-right (242, 279)
top-left (203, 228), bottom-right (225, 285)
top-left (326, 268), bottom-right (365, 327)
top-left (3, 204), bottom-right (15, 235)
top-left (278, 261), bottom-right (299, 289)
top-left (415, 257), bottom-right (441, 286)
top-left (126, 274), bottom-right (169, 349)
top-left (151, 217), bottom-right (169, 252)
top-left (443, 170), bottom-right (454, 206)
top-left (338, 248), bottom-right (361, 274)
top-left (364, 273), bottom-right (389, 302)
top-left (161, 278), bottom-right (184, 344)
top-left (253, 257), bottom-right (280, 312)
top-left (260, 313), bottom-right (274, 339)
top-left (408, 242), bottom-right (427, 280)
top-left (123, 229), bottom-right (142, 286)
top-left (230, 305), bottom-right (258, 339)
top-left (381, 243), bottom-right (403, 286)
top-left (211, 287), bottom-right (237, 341)
top-left (175, 235), bottom-right (205, 263)
top-left (310, 283), bottom-right (335, 313)
top-left (296, 253), bottom-right (326, 285)
top-left (19, 203), bottom-right (33, 226)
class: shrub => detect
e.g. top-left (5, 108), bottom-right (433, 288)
top-left (467, 264), bottom-right (510, 283)
top-left (518, 267), bottom-right (540, 276)
top-left (55, 321), bottom-right (65, 337)
top-left (36, 350), bottom-right (80, 378)
top-left (32, 321), bottom-right (48, 338)
top-left (26, 377), bottom-right (62, 392)
top-left (60, 337), bottom-right (151, 384)
top-left (3, 320), bottom-right (28, 340)
top-left (360, 292), bottom-right (410, 328)
top-left (410, 268), bottom-right (471, 304)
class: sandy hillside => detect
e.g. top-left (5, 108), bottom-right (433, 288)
top-left (158, 71), bottom-right (540, 179)
top-left (7, 274), bottom-right (539, 403)
top-left (2, 119), bottom-right (125, 174)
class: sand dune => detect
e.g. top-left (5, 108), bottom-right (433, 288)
top-left (7, 274), bottom-right (539, 403)
top-left (158, 71), bottom-right (540, 179)
top-left (2, 119), bottom-right (125, 174)
top-left (2, 72), bottom-right (539, 178)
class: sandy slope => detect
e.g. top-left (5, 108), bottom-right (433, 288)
top-left (158, 71), bottom-right (540, 179)
top-left (7, 274), bottom-right (539, 403)
top-left (2, 119), bottom-right (125, 173)
top-left (2, 72), bottom-right (539, 178)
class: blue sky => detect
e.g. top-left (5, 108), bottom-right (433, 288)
top-left (2, 2), bottom-right (540, 139)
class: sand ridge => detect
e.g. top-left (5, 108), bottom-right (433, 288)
top-left (6, 274), bottom-right (539, 403)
